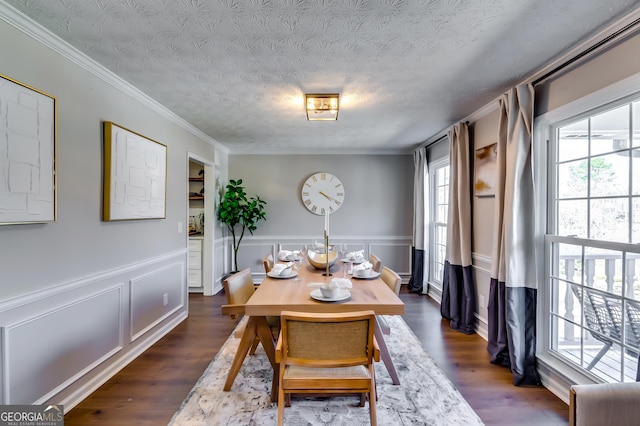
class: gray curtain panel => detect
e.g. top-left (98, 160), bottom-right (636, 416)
top-left (409, 148), bottom-right (428, 293)
top-left (486, 84), bottom-right (541, 386)
top-left (440, 122), bottom-right (476, 334)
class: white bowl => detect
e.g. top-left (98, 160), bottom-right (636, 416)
top-left (320, 287), bottom-right (339, 298)
top-left (355, 268), bottom-right (374, 277)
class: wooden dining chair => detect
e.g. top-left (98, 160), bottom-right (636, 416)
top-left (275, 310), bottom-right (380, 426)
top-left (380, 266), bottom-right (401, 295)
top-left (263, 253), bottom-right (274, 274)
top-left (378, 266), bottom-right (402, 335)
top-left (368, 253), bottom-right (382, 273)
top-left (222, 268), bottom-right (279, 356)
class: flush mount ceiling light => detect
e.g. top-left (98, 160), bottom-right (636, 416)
top-left (305, 94), bottom-right (339, 121)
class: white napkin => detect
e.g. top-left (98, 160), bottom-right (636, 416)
top-left (311, 241), bottom-right (326, 251)
top-left (352, 261), bottom-right (373, 273)
top-left (271, 262), bottom-right (293, 275)
top-left (328, 277), bottom-right (352, 289)
top-left (278, 250), bottom-right (300, 261)
top-left (346, 250), bottom-right (365, 261)
top-left (307, 278), bottom-right (352, 289)
top-left (277, 250), bottom-right (292, 261)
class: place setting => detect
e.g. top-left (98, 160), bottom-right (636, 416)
top-left (340, 247), bottom-right (366, 264)
top-left (277, 249), bottom-right (302, 262)
top-left (307, 277), bottom-right (352, 302)
top-left (266, 261), bottom-right (297, 279)
top-left (351, 261), bottom-right (380, 279)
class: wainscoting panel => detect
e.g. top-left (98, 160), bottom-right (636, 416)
top-left (234, 242), bottom-right (277, 276)
top-left (471, 253), bottom-right (492, 331)
top-left (367, 242), bottom-right (412, 276)
top-left (130, 261), bottom-right (185, 341)
top-left (2, 286), bottom-right (123, 404)
top-left (0, 250), bottom-right (188, 408)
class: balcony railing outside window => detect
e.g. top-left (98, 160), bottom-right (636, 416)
top-left (549, 238), bottom-right (640, 382)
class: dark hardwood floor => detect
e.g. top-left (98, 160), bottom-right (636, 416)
top-left (64, 286), bottom-right (569, 425)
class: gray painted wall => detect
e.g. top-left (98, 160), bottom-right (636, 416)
top-left (228, 154), bottom-right (413, 239)
top-left (0, 14), bottom-right (223, 407)
top-left (226, 155), bottom-right (414, 280)
top-left (0, 20), bottom-right (220, 298)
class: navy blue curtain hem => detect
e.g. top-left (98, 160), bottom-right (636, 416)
top-left (441, 261), bottom-right (476, 334)
top-left (487, 278), bottom-right (541, 386)
top-left (408, 246), bottom-right (425, 293)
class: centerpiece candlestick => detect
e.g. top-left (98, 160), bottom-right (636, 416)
top-left (323, 211), bottom-right (331, 277)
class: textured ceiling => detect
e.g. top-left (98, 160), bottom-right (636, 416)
top-left (4, 0), bottom-right (640, 153)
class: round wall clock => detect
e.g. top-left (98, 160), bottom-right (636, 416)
top-left (301, 172), bottom-right (345, 215)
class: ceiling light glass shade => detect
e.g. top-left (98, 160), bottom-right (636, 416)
top-left (305, 94), bottom-right (339, 121)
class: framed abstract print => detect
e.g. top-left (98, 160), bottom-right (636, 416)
top-left (103, 122), bottom-right (167, 221)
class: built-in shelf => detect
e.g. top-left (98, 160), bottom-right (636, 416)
top-left (189, 177), bottom-right (204, 182)
top-left (189, 196), bottom-right (204, 200)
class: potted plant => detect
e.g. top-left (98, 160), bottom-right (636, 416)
top-left (217, 179), bottom-right (267, 272)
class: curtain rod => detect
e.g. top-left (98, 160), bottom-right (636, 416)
top-left (424, 133), bottom-right (447, 149)
top-left (532, 16), bottom-right (640, 86)
top-left (421, 121), bottom-right (469, 150)
top-left (417, 14), bottom-right (640, 153)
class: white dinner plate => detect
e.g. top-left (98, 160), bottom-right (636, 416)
top-left (310, 288), bottom-right (351, 302)
top-left (352, 270), bottom-right (380, 280)
top-left (267, 270), bottom-right (297, 279)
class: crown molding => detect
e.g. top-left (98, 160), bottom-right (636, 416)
top-left (0, 3), bottom-right (229, 155)
top-left (414, 8), bottom-right (640, 154)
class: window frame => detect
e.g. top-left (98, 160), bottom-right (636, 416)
top-left (428, 156), bottom-right (450, 291)
top-left (534, 77), bottom-right (640, 387)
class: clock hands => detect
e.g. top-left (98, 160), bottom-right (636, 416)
top-left (318, 191), bottom-right (338, 203)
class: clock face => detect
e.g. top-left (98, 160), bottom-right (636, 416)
top-left (301, 172), bottom-right (345, 215)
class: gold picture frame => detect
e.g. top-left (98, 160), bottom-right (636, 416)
top-left (0, 74), bottom-right (57, 225)
top-left (103, 122), bottom-right (167, 221)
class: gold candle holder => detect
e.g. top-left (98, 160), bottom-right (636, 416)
top-left (323, 231), bottom-right (332, 277)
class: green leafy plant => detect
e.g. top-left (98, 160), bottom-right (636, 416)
top-left (217, 179), bottom-right (267, 271)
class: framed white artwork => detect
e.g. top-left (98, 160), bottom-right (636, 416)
top-left (0, 74), bottom-right (57, 225)
top-left (103, 122), bottom-right (167, 221)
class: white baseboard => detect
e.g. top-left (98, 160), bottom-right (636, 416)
top-left (59, 312), bottom-right (187, 411)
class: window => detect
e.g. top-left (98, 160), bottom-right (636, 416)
top-left (546, 97), bottom-right (640, 383)
top-left (429, 158), bottom-right (450, 290)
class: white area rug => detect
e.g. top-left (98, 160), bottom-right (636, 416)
top-left (169, 315), bottom-right (484, 425)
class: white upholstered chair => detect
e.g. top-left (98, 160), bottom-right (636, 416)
top-left (570, 382), bottom-right (640, 426)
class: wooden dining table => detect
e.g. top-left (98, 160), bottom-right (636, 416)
top-left (223, 260), bottom-right (405, 401)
